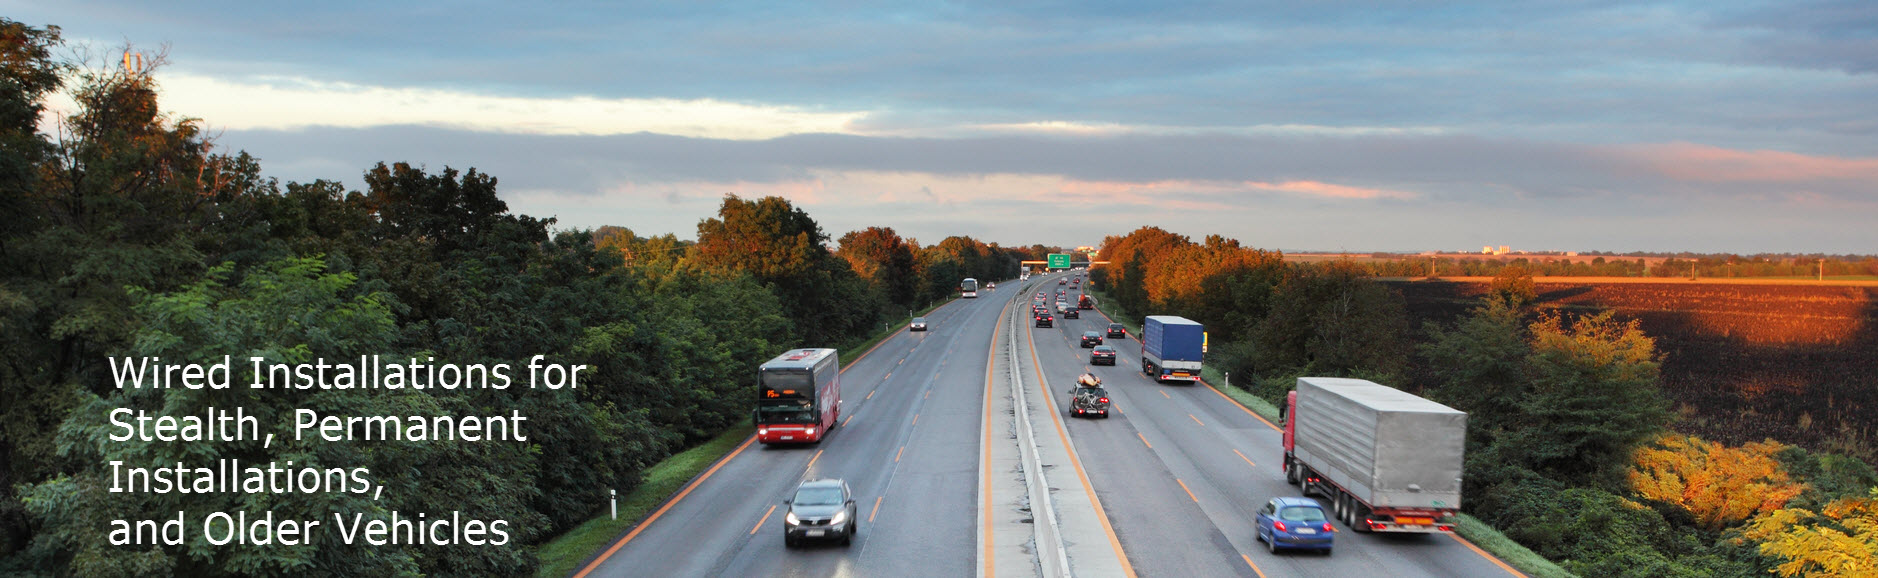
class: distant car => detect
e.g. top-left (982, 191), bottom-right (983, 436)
top-left (1090, 345), bottom-right (1117, 365)
top-left (986, 282), bottom-right (996, 290)
top-left (1080, 331), bottom-right (1103, 347)
top-left (1063, 308), bottom-right (1080, 319)
top-left (1036, 292), bottom-right (1046, 299)
top-left (1035, 313), bottom-right (1054, 328)
top-left (784, 479), bottom-right (858, 547)
top-left (1255, 497), bottom-right (1334, 554)
top-left (909, 317), bottom-right (928, 332)
top-left (1106, 323), bottom-right (1127, 339)
top-left (1059, 279), bottom-right (1067, 285)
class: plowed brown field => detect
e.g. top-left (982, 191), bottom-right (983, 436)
top-left (1392, 279), bottom-right (1878, 450)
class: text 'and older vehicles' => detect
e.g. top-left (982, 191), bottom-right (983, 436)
top-left (755, 348), bottom-right (841, 445)
top-left (783, 479), bottom-right (858, 547)
top-left (1141, 315), bottom-right (1204, 383)
top-left (1282, 377), bottom-right (1466, 533)
top-left (910, 317), bottom-right (928, 332)
top-left (961, 277), bottom-right (979, 298)
top-left (1256, 496), bottom-right (1335, 554)
top-left (1069, 373), bottom-right (1110, 418)
top-left (1090, 345), bottom-right (1117, 365)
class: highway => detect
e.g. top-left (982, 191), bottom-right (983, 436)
top-left (575, 271), bottom-right (1526, 577)
top-left (577, 283), bottom-right (1009, 577)
top-left (1029, 277), bottom-right (1522, 577)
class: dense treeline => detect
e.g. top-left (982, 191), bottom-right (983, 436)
top-left (1361, 255), bottom-right (1878, 278)
top-left (1094, 228), bottom-right (1878, 576)
top-left (0, 24), bottom-right (1041, 575)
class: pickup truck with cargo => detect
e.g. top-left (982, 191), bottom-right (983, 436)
top-left (1140, 315), bottom-right (1204, 383)
top-left (1281, 377), bottom-right (1466, 533)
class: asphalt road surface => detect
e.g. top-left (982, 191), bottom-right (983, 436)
top-left (576, 272), bottom-right (1525, 577)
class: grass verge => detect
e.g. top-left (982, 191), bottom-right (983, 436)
top-left (534, 425), bottom-right (755, 578)
top-left (1092, 288), bottom-right (1569, 577)
top-left (837, 294), bottom-right (957, 369)
top-left (1453, 513), bottom-right (1578, 578)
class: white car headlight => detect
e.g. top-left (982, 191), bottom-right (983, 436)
top-left (785, 511), bottom-right (800, 525)
top-left (830, 510), bottom-right (848, 525)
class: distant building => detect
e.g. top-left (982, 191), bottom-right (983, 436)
top-left (1499, 245), bottom-right (1511, 255)
top-left (1482, 246), bottom-right (1494, 254)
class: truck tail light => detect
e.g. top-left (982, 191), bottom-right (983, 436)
top-left (1438, 524), bottom-right (1453, 532)
top-left (1099, 397), bottom-right (1109, 403)
top-left (1272, 521), bottom-right (1287, 532)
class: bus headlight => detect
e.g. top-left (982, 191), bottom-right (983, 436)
top-left (805, 427), bottom-right (816, 436)
top-left (758, 427), bottom-right (768, 435)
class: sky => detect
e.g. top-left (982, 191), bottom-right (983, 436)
top-left (9, 0), bottom-right (1877, 253)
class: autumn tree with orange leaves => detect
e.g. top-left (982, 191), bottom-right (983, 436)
top-left (1631, 434), bottom-right (1806, 530)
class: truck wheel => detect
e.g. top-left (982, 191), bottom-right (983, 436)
top-left (1285, 463), bottom-right (1299, 485)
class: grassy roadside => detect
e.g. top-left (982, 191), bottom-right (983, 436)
top-left (535, 294), bottom-right (964, 576)
top-left (837, 294), bottom-right (958, 369)
top-left (535, 424), bottom-right (755, 578)
top-left (1086, 286), bottom-right (1572, 578)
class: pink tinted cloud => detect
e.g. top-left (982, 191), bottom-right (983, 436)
top-left (1624, 142), bottom-right (1878, 183)
top-left (1057, 178), bottom-right (1414, 200)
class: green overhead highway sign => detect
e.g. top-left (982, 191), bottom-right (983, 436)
top-left (1048, 253), bottom-right (1072, 269)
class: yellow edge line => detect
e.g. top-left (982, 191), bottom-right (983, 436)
top-left (981, 297), bottom-right (1008, 578)
top-left (1138, 432), bottom-right (1153, 449)
top-left (1448, 533), bottom-right (1529, 577)
top-left (750, 504), bottom-right (776, 535)
top-left (805, 449), bottom-right (823, 470)
top-left (1028, 312), bottom-right (1138, 578)
top-left (1189, 413), bottom-right (1205, 426)
top-left (896, 446), bottom-right (905, 463)
top-left (1177, 479), bottom-right (1199, 503)
top-left (1161, 390), bottom-right (1170, 398)
top-left (573, 434), bottom-right (757, 577)
top-left (870, 496), bottom-right (883, 523)
top-left (1199, 377), bottom-right (1281, 433)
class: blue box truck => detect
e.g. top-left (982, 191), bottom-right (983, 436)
top-left (1141, 315), bottom-right (1204, 383)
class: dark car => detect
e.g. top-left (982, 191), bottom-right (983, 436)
top-left (1063, 308), bottom-right (1080, 319)
top-left (1035, 312), bottom-right (1054, 328)
top-left (1090, 345), bottom-right (1117, 365)
top-left (1080, 331), bottom-right (1103, 347)
top-left (1068, 385), bottom-right (1110, 418)
top-left (784, 479), bottom-right (858, 547)
top-left (1106, 323), bottom-right (1127, 339)
top-left (1255, 496), bottom-right (1334, 554)
top-left (1059, 279), bottom-right (1067, 285)
top-left (909, 317), bottom-right (928, 332)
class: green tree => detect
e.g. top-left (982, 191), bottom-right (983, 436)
top-left (1420, 296), bottom-right (1529, 441)
top-left (1501, 310), bottom-right (1671, 484)
top-left (692, 195), bottom-right (879, 346)
top-left (1252, 260), bottom-right (1410, 380)
top-left (1491, 265), bottom-right (1539, 306)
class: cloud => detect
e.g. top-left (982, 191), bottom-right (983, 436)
top-left (154, 73), bottom-right (867, 140)
top-left (1619, 142), bottom-right (1878, 183)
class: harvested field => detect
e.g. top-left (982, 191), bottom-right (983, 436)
top-left (1390, 279), bottom-right (1878, 452)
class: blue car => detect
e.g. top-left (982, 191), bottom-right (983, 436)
top-left (1255, 496), bottom-right (1334, 554)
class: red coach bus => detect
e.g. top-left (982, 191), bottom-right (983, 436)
top-left (756, 348), bottom-right (841, 444)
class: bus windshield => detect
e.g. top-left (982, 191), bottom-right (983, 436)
top-left (758, 400), bottom-right (817, 424)
top-left (761, 371), bottom-right (813, 398)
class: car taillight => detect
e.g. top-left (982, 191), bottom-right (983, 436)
top-left (1322, 523), bottom-right (1335, 532)
top-left (1273, 521), bottom-right (1287, 532)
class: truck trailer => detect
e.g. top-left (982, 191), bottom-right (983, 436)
top-left (1140, 315), bottom-right (1203, 383)
top-left (1282, 377), bottom-right (1466, 533)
